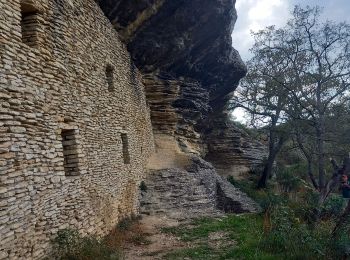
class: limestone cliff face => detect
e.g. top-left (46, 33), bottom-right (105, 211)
top-left (98, 0), bottom-right (266, 175)
top-left (205, 116), bottom-right (268, 178)
top-left (143, 74), bottom-right (209, 155)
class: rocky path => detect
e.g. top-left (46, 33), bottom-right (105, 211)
top-left (121, 157), bottom-right (260, 259)
top-left (141, 157), bottom-right (260, 218)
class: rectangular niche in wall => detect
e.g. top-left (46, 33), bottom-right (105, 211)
top-left (106, 64), bottom-right (115, 92)
top-left (20, 1), bottom-right (41, 48)
top-left (121, 133), bottom-right (130, 164)
top-left (61, 129), bottom-right (80, 176)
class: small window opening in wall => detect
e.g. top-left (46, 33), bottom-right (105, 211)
top-left (61, 129), bottom-right (80, 176)
top-left (20, 2), bottom-right (41, 48)
top-left (121, 133), bottom-right (130, 164)
top-left (106, 65), bottom-right (115, 92)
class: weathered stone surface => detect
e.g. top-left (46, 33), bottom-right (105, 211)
top-left (143, 74), bottom-right (210, 155)
top-left (205, 114), bottom-right (268, 179)
top-left (141, 157), bottom-right (260, 220)
top-left (0, 0), bottom-right (154, 259)
top-left (98, 1), bottom-right (267, 172)
top-left (1, 0), bottom-right (266, 259)
top-left (98, 0), bottom-right (247, 104)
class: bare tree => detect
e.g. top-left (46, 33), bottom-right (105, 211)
top-left (232, 61), bottom-right (290, 188)
top-left (235, 5), bottom-right (350, 191)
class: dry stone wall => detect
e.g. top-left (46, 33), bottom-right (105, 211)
top-left (0, 0), bottom-right (154, 259)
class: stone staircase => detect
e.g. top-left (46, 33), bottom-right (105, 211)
top-left (141, 168), bottom-right (221, 219)
top-left (140, 157), bottom-right (260, 220)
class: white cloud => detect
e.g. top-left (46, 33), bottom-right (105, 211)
top-left (231, 0), bottom-right (350, 123)
top-left (232, 0), bottom-right (290, 61)
top-left (232, 0), bottom-right (350, 62)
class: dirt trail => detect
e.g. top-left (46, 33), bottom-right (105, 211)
top-left (123, 158), bottom-right (259, 259)
top-left (123, 214), bottom-right (190, 260)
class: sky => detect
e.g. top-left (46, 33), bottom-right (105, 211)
top-left (231, 0), bottom-right (350, 123)
top-left (232, 0), bottom-right (350, 61)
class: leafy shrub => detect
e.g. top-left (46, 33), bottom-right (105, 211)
top-left (227, 176), bottom-right (288, 212)
top-left (276, 165), bottom-right (303, 193)
top-left (290, 191), bottom-right (320, 224)
top-left (330, 230), bottom-right (350, 258)
top-left (53, 229), bottom-right (120, 260)
top-left (53, 229), bottom-right (81, 258)
top-left (227, 170), bottom-right (350, 258)
top-left (261, 205), bottom-right (328, 258)
top-left (321, 195), bottom-right (346, 219)
top-left (257, 192), bottom-right (289, 212)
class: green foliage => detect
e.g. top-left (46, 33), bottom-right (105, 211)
top-left (226, 174), bottom-right (350, 259)
top-left (139, 181), bottom-right (148, 192)
top-left (277, 142), bottom-right (304, 166)
top-left (321, 195), bottom-right (346, 219)
top-left (257, 192), bottom-right (288, 212)
top-left (53, 229), bottom-right (120, 260)
top-left (52, 215), bottom-right (145, 259)
top-left (226, 176), bottom-right (237, 186)
top-left (163, 210), bottom-right (350, 259)
top-left (290, 192), bottom-right (319, 224)
top-left (163, 214), bottom-right (282, 260)
top-left (166, 245), bottom-right (215, 260)
top-left (276, 164), bottom-right (304, 192)
top-left (227, 176), bottom-right (288, 212)
top-left (330, 230), bottom-right (350, 258)
top-left (261, 205), bottom-right (328, 258)
top-left (53, 229), bottom-right (81, 257)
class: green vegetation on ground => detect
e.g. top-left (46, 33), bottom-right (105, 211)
top-left (163, 172), bottom-right (349, 260)
top-left (163, 214), bottom-right (282, 260)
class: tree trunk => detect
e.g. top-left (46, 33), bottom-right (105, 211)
top-left (295, 132), bottom-right (319, 190)
top-left (258, 153), bottom-right (276, 189)
top-left (307, 159), bottom-right (319, 190)
top-left (316, 115), bottom-right (326, 190)
top-left (258, 136), bottom-right (285, 189)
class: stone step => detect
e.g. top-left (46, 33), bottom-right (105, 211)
top-left (140, 157), bottom-right (260, 220)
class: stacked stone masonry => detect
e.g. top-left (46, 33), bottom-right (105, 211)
top-left (0, 0), bottom-right (154, 259)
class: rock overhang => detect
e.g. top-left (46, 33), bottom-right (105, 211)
top-left (98, 0), bottom-right (247, 103)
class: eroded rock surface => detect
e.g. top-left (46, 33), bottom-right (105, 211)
top-left (143, 74), bottom-right (210, 155)
top-left (98, 0), bottom-right (267, 175)
top-left (205, 115), bottom-right (268, 179)
top-left (98, 0), bottom-right (246, 103)
top-left (141, 157), bottom-right (260, 220)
